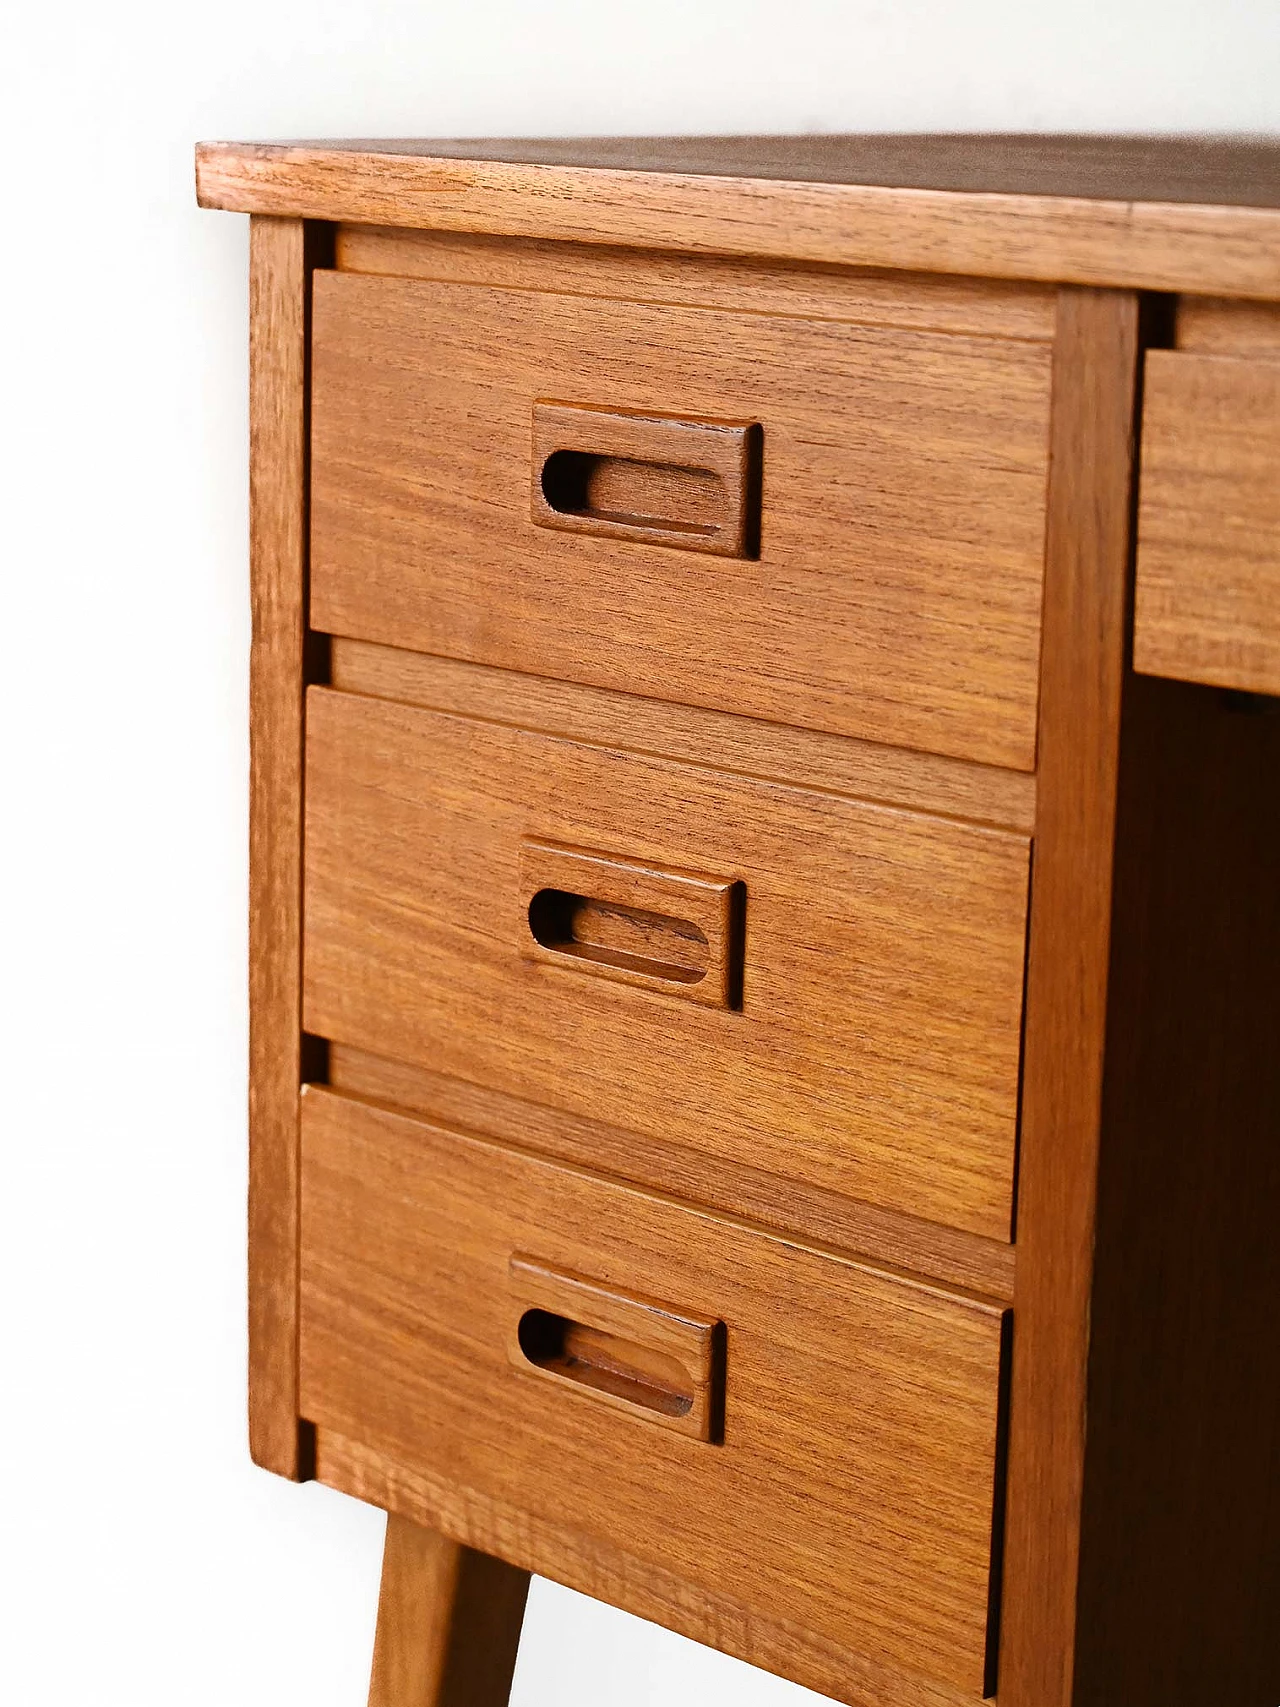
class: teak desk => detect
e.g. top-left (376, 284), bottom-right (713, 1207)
top-left (197, 136), bottom-right (1280, 1707)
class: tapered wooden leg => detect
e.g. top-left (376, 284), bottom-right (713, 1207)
top-left (367, 1515), bottom-right (531, 1707)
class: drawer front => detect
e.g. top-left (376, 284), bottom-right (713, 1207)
top-left (299, 1086), bottom-right (1008, 1697)
top-left (310, 272), bottom-right (1052, 770)
top-left (303, 687), bottom-right (1030, 1240)
top-left (1135, 349), bottom-right (1280, 697)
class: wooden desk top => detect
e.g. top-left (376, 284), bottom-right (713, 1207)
top-left (197, 132), bottom-right (1280, 299)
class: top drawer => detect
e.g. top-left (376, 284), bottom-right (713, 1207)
top-left (1135, 347), bottom-right (1280, 697)
top-left (310, 272), bottom-right (1053, 769)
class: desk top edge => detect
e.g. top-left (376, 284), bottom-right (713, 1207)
top-left (201, 133), bottom-right (1280, 204)
top-left (198, 134), bottom-right (1280, 299)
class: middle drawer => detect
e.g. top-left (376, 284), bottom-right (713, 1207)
top-left (303, 685), bottom-right (1031, 1241)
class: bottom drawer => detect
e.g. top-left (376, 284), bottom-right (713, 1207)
top-left (299, 1086), bottom-right (1008, 1700)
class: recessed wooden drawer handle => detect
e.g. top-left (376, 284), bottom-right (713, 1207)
top-left (519, 838), bottom-right (745, 1008)
top-left (531, 401), bottom-right (762, 557)
top-left (508, 1257), bottom-right (725, 1441)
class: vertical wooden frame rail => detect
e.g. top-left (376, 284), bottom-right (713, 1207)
top-left (248, 214), bottom-right (324, 1478)
top-left (997, 287), bottom-right (1140, 1702)
top-left (248, 218), bottom-right (536, 1698)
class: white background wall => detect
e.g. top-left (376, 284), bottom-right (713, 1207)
top-left (2, 3), bottom-right (1277, 1703)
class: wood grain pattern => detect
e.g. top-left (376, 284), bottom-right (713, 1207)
top-left (326, 1044), bottom-right (1018, 1303)
top-left (303, 685), bottom-right (1031, 1239)
top-left (996, 288), bottom-right (1140, 1706)
top-left (367, 1515), bottom-right (529, 1707)
top-left (334, 225), bottom-right (1058, 342)
top-left (211, 133), bottom-right (1280, 203)
top-left (311, 272), bottom-right (1052, 769)
top-left (195, 140), bottom-right (1280, 299)
top-left (1074, 674), bottom-right (1280, 1706)
top-left (299, 1086), bottom-right (1009, 1697)
top-left (246, 214), bottom-right (314, 1479)
top-left (328, 637), bottom-right (1037, 833)
top-left (1134, 349), bottom-right (1280, 696)
top-left (1176, 294), bottom-right (1280, 355)
top-left (319, 1428), bottom-right (987, 1707)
